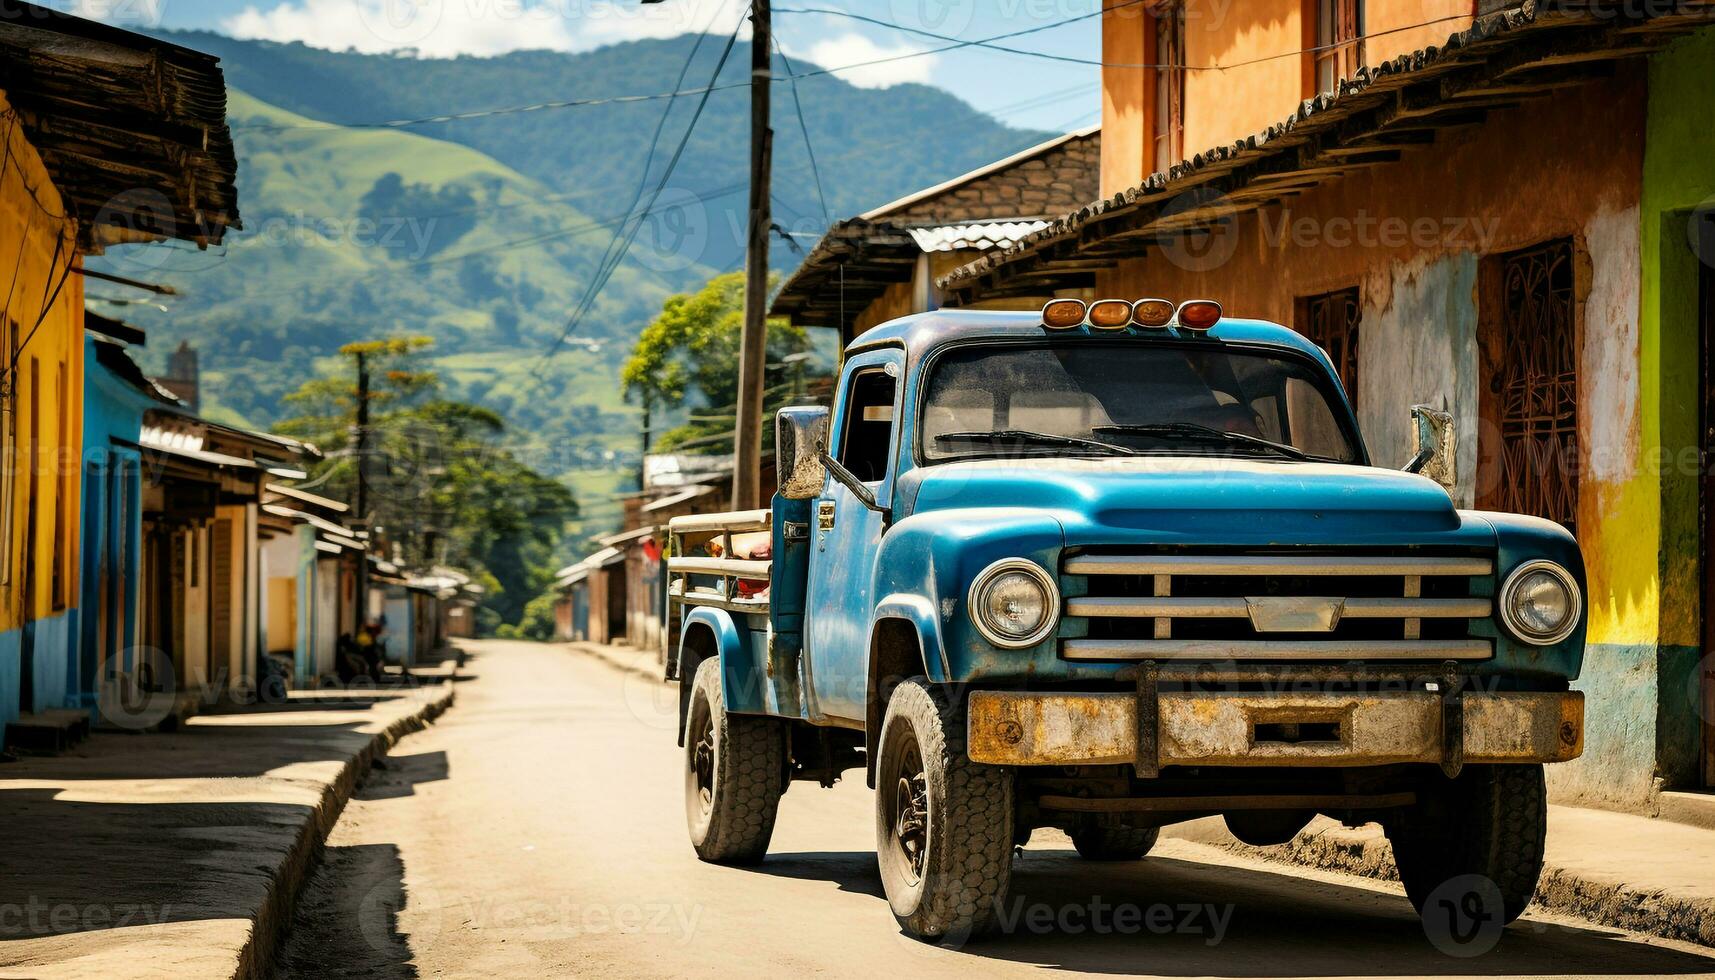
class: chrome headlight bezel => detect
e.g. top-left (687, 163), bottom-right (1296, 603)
top-left (967, 558), bottom-right (1060, 649)
top-left (1499, 559), bottom-right (1581, 646)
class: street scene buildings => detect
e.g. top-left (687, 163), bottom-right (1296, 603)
top-left (8, 0), bottom-right (1715, 976)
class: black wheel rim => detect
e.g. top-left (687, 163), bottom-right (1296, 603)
top-left (889, 741), bottom-right (928, 886)
top-left (690, 700), bottom-right (715, 815)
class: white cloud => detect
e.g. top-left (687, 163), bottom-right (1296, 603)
top-left (792, 32), bottom-right (936, 89)
top-left (219, 0), bottom-right (744, 58)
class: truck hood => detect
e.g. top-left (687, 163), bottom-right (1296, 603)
top-left (901, 456), bottom-right (1483, 545)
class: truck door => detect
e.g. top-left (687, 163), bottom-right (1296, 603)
top-left (805, 349), bottom-right (902, 724)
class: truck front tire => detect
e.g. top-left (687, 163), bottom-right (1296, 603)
top-left (684, 657), bottom-right (786, 864)
top-left (1386, 763), bottom-right (1547, 926)
top-left (876, 679), bottom-right (1014, 942)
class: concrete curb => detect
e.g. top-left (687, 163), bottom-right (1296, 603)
top-left (237, 680), bottom-right (457, 980)
top-left (1169, 818), bottom-right (1715, 949)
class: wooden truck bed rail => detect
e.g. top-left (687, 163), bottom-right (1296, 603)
top-left (667, 509), bottom-right (773, 617)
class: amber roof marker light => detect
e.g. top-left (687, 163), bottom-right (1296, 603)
top-left (1087, 299), bottom-right (1132, 330)
top-left (1131, 298), bottom-right (1175, 328)
top-left (1042, 298), bottom-right (1087, 329)
top-left (1175, 299), bottom-right (1223, 331)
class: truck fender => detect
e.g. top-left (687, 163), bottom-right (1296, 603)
top-left (870, 594), bottom-right (951, 682)
top-left (862, 595), bottom-right (951, 786)
top-left (675, 606), bottom-right (761, 746)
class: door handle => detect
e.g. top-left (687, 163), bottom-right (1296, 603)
top-left (816, 500), bottom-right (836, 531)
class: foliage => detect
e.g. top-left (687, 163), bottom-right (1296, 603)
top-left (621, 272), bottom-right (827, 454)
top-left (276, 337), bottom-right (578, 628)
top-left (501, 589), bottom-right (561, 642)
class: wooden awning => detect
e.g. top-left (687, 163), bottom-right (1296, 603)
top-left (938, 2), bottom-right (1710, 303)
top-left (0, 0), bottom-right (240, 250)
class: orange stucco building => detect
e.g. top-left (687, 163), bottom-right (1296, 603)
top-left (937, 3), bottom-right (1715, 809)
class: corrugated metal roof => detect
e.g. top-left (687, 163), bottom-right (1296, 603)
top-left (908, 221), bottom-right (1051, 253)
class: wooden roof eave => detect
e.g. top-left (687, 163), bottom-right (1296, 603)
top-left (937, 3), bottom-right (1698, 303)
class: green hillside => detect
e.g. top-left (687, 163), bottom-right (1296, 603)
top-left (91, 33), bottom-right (1057, 542)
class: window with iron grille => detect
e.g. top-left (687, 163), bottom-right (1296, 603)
top-left (1313, 0), bottom-right (1365, 93)
top-left (1299, 286), bottom-right (1361, 408)
top-left (1153, 3), bottom-right (1185, 172)
top-left (1492, 239), bottom-right (1579, 532)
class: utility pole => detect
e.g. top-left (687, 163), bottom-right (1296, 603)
top-left (731, 0), bottom-right (771, 511)
top-left (353, 350), bottom-right (371, 624)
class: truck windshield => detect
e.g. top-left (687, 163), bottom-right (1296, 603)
top-left (920, 342), bottom-right (1360, 464)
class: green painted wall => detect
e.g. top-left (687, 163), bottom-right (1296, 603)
top-left (1640, 28), bottom-right (1715, 788)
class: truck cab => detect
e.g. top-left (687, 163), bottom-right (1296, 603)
top-left (668, 299), bottom-right (1585, 942)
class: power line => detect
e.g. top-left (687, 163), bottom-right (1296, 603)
top-left (527, 16), bottom-right (746, 383)
top-left (777, 4), bottom-right (1482, 73)
top-left (772, 36), bottom-right (828, 223)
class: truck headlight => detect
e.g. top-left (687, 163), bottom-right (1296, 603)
top-left (969, 559), bottom-right (1059, 648)
top-left (1499, 560), bottom-right (1581, 645)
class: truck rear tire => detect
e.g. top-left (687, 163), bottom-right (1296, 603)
top-left (1387, 763), bottom-right (1546, 926)
top-left (684, 657), bottom-right (785, 864)
top-left (1070, 825), bottom-right (1159, 861)
top-left (876, 679), bottom-right (1014, 942)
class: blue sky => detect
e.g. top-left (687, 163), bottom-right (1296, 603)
top-left (63, 0), bottom-right (1102, 133)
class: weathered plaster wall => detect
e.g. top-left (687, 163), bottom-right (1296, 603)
top-left (1091, 68), bottom-right (1666, 802)
top-left (1363, 0), bottom-right (1474, 68)
top-left (1354, 252), bottom-right (1479, 494)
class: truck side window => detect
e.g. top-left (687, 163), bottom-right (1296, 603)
top-left (838, 368), bottom-right (896, 484)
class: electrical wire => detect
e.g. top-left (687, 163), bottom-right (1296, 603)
top-left (772, 35), bottom-right (829, 223)
top-left (526, 15), bottom-right (746, 383)
top-left (777, 4), bottom-right (1484, 73)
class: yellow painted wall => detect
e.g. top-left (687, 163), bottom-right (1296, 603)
top-left (0, 89), bottom-right (84, 632)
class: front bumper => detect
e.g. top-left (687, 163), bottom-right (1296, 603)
top-left (966, 688), bottom-right (1583, 768)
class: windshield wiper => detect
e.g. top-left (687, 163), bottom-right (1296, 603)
top-left (934, 429), bottom-right (1138, 457)
top-left (1092, 421), bottom-right (1315, 461)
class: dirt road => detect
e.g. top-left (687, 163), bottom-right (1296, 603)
top-left (276, 639), bottom-right (1715, 978)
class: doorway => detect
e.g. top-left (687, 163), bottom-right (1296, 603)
top-left (1700, 229), bottom-right (1715, 788)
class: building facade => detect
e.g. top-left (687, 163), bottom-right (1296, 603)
top-left (935, 2), bottom-right (1715, 808)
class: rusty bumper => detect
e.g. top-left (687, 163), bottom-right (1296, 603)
top-left (966, 689), bottom-right (1584, 768)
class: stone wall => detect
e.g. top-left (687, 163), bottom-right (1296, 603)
top-left (879, 130), bottom-right (1100, 225)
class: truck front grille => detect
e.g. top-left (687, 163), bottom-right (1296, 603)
top-left (1061, 551), bottom-right (1494, 661)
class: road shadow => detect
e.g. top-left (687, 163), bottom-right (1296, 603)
top-left (357, 751), bottom-right (451, 801)
top-left (738, 849), bottom-right (887, 900)
top-left (961, 850), bottom-right (1715, 976)
top-left (734, 846), bottom-right (1715, 976)
top-left (273, 843), bottom-right (418, 980)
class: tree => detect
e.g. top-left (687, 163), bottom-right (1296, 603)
top-left (621, 271), bottom-right (821, 455)
top-left (275, 336), bottom-right (577, 628)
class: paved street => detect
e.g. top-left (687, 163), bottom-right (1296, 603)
top-left (273, 639), bottom-right (1715, 978)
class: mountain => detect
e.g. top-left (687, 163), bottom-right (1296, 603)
top-left (92, 32), bottom-right (1055, 536)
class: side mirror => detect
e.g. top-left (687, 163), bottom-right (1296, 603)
top-left (775, 405), bottom-right (829, 500)
top-left (1404, 404), bottom-right (1457, 491)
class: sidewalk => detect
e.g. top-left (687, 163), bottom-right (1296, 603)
top-left (0, 659), bottom-right (459, 980)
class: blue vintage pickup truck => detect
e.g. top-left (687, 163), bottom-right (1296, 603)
top-left (666, 298), bottom-right (1585, 942)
